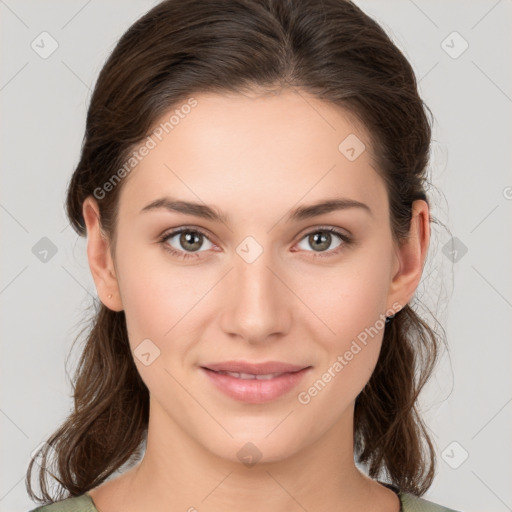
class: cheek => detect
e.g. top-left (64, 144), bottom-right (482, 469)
top-left (295, 248), bottom-right (391, 395)
top-left (297, 284), bottom-right (386, 415)
top-left (116, 242), bottom-right (193, 335)
top-left (115, 244), bottom-right (217, 378)
top-left (302, 251), bottom-right (391, 343)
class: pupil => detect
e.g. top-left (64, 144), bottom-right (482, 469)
top-left (182, 231), bottom-right (201, 251)
top-left (311, 231), bottom-right (329, 251)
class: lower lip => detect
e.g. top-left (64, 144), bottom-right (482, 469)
top-left (201, 367), bottom-right (311, 404)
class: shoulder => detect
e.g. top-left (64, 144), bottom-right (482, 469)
top-left (400, 491), bottom-right (462, 512)
top-left (28, 493), bottom-right (98, 512)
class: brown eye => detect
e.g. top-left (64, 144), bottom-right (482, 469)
top-left (308, 231), bottom-right (334, 251)
top-left (177, 230), bottom-right (203, 252)
top-left (159, 228), bottom-right (214, 260)
top-left (296, 227), bottom-right (351, 257)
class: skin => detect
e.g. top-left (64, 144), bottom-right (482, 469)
top-left (83, 89), bottom-right (430, 512)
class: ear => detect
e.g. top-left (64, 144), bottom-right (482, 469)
top-left (82, 196), bottom-right (124, 312)
top-left (386, 199), bottom-right (430, 311)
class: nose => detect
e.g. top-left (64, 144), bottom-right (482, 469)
top-left (219, 246), bottom-right (292, 344)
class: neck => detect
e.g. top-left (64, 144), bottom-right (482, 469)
top-left (89, 398), bottom-right (398, 512)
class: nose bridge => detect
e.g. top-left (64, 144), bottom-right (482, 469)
top-left (237, 237), bottom-right (280, 306)
top-left (220, 236), bottom-right (291, 341)
top-left (236, 246), bottom-right (275, 302)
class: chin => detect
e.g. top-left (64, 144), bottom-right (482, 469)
top-left (202, 428), bottom-right (307, 468)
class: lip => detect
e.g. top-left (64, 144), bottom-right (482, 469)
top-left (200, 360), bottom-right (312, 404)
top-left (202, 360), bottom-right (308, 374)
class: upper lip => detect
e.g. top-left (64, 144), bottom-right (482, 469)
top-left (201, 360), bottom-right (310, 375)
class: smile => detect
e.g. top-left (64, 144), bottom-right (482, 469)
top-left (214, 370), bottom-right (286, 380)
top-left (200, 366), bottom-right (311, 403)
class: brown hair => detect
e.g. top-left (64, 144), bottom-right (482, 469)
top-left (26, 0), bottom-right (447, 503)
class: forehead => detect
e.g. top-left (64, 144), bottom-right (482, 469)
top-left (117, 90), bottom-right (387, 221)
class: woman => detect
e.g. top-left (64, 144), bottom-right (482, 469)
top-left (26, 0), bottom-right (460, 510)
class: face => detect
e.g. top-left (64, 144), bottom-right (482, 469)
top-left (87, 89), bottom-right (415, 465)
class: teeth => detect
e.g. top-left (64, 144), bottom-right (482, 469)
top-left (217, 371), bottom-right (284, 380)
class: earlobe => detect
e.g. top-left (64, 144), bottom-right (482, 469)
top-left (386, 200), bottom-right (430, 311)
top-left (82, 196), bottom-right (124, 312)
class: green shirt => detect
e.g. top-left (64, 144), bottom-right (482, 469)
top-left (28, 484), bottom-right (461, 512)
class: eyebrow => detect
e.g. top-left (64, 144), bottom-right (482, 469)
top-left (139, 196), bottom-right (372, 223)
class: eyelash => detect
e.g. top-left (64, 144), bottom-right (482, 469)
top-left (157, 226), bottom-right (353, 261)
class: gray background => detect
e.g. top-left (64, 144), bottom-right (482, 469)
top-left (1, 1), bottom-right (511, 511)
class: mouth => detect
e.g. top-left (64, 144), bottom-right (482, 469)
top-left (205, 370), bottom-right (293, 380)
top-left (200, 361), bottom-right (312, 403)
top-left (201, 360), bottom-right (309, 374)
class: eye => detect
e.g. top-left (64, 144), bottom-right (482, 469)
top-left (295, 227), bottom-right (352, 258)
top-left (158, 226), bottom-right (353, 261)
top-left (158, 228), bottom-right (214, 260)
